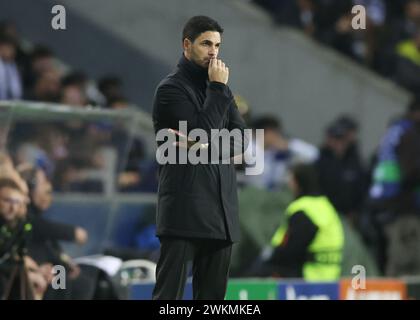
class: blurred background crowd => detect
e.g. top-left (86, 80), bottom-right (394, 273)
top-left (255, 0), bottom-right (420, 94)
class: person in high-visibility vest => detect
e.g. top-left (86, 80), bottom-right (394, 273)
top-left (259, 163), bottom-right (344, 281)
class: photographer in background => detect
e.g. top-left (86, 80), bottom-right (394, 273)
top-left (0, 178), bottom-right (47, 299)
top-left (18, 166), bottom-right (97, 299)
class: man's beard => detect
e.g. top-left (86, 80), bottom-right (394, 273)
top-left (191, 51), bottom-right (209, 69)
top-left (195, 58), bottom-right (208, 69)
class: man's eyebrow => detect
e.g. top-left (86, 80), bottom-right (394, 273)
top-left (201, 39), bottom-right (221, 46)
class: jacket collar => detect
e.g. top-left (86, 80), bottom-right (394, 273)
top-left (177, 54), bottom-right (208, 85)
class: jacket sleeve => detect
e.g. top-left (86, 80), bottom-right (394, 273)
top-left (31, 215), bottom-right (76, 243)
top-left (268, 211), bottom-right (318, 265)
top-left (154, 81), bottom-right (248, 159)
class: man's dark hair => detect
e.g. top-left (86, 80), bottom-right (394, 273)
top-left (252, 116), bottom-right (282, 132)
top-left (98, 75), bottom-right (122, 93)
top-left (182, 16), bottom-right (223, 43)
top-left (61, 71), bottom-right (88, 88)
top-left (30, 45), bottom-right (53, 60)
top-left (336, 115), bottom-right (358, 132)
top-left (0, 33), bottom-right (16, 47)
top-left (326, 121), bottom-right (347, 139)
top-left (291, 163), bottom-right (321, 196)
top-left (0, 178), bottom-right (22, 193)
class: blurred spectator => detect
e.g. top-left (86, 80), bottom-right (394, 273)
top-left (356, 0), bottom-right (387, 65)
top-left (112, 128), bottom-right (156, 192)
top-left (98, 75), bottom-right (124, 106)
top-left (253, 0), bottom-right (308, 30)
top-left (0, 152), bottom-right (14, 173)
top-left (360, 0), bottom-right (387, 26)
top-left (390, 0), bottom-right (420, 43)
top-left (370, 97), bottom-right (420, 216)
top-left (317, 0), bottom-right (385, 64)
top-left (18, 166), bottom-right (88, 247)
top-left (246, 115), bottom-right (319, 191)
top-left (18, 166), bottom-right (99, 299)
top-left (254, 1), bottom-right (418, 78)
top-left (108, 96), bottom-right (129, 109)
top-left (316, 116), bottom-right (368, 224)
top-left (254, 0), bottom-right (301, 27)
top-left (0, 178), bottom-right (27, 229)
top-left (27, 69), bottom-right (61, 102)
top-left (115, 137), bottom-right (143, 191)
top-left (23, 255), bottom-right (51, 300)
top-left (247, 163), bottom-right (344, 281)
top-left (13, 124), bottom-right (60, 178)
top-left (23, 45), bottom-right (56, 92)
top-left (54, 121), bottom-right (120, 193)
top-left (0, 152), bottom-right (29, 195)
top-left (0, 33), bottom-right (22, 100)
top-left (60, 71), bottom-right (91, 107)
top-left (62, 71), bottom-right (103, 106)
top-left (385, 0), bottom-right (412, 23)
top-left (0, 178), bottom-right (42, 299)
top-left (335, 114), bottom-right (362, 160)
top-left (60, 82), bottom-right (88, 107)
top-left (0, 20), bottom-right (30, 74)
top-left (368, 97), bottom-right (420, 276)
top-left (61, 71), bottom-right (88, 91)
top-left (394, 28), bottom-right (420, 94)
top-left (11, 120), bottom-right (104, 193)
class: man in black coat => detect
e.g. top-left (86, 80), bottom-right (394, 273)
top-left (152, 16), bottom-right (248, 300)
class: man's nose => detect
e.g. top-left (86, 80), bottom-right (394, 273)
top-left (208, 46), bottom-right (217, 56)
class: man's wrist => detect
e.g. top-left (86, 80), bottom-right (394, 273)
top-left (209, 81), bottom-right (227, 87)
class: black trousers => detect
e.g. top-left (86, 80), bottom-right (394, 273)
top-left (152, 236), bottom-right (232, 300)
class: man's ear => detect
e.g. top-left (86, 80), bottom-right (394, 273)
top-left (183, 38), bottom-right (192, 51)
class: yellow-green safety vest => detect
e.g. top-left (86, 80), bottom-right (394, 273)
top-left (271, 196), bottom-right (344, 281)
top-left (397, 40), bottom-right (420, 66)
